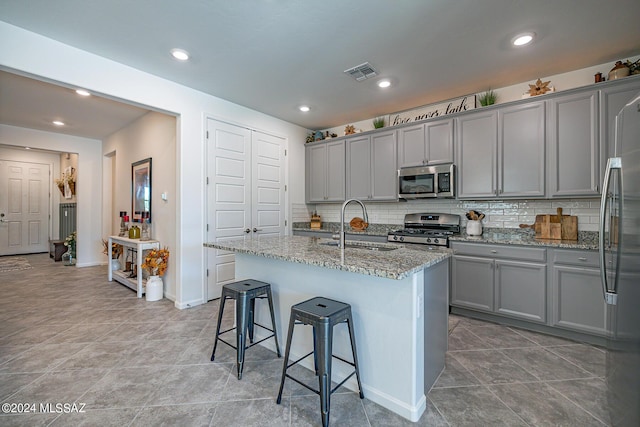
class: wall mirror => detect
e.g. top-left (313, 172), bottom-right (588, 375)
top-left (132, 157), bottom-right (152, 223)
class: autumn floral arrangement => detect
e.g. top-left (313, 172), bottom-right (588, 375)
top-left (142, 247), bottom-right (170, 277)
top-left (101, 239), bottom-right (123, 259)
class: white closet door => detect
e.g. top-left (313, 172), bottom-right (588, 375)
top-left (0, 160), bottom-right (50, 255)
top-left (251, 131), bottom-right (285, 241)
top-left (206, 120), bottom-right (251, 300)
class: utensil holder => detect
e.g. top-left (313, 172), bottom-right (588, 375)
top-left (466, 220), bottom-right (483, 236)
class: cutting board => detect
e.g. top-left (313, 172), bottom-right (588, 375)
top-left (519, 208), bottom-right (578, 240)
top-left (539, 208), bottom-right (578, 240)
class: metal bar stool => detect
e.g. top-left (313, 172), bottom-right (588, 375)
top-left (276, 297), bottom-right (364, 427)
top-left (210, 279), bottom-right (281, 379)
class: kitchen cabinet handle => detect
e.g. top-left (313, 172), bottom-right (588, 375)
top-left (490, 250), bottom-right (498, 254)
top-left (253, 228), bottom-right (262, 232)
top-left (244, 228), bottom-right (251, 233)
top-left (578, 257), bottom-right (587, 261)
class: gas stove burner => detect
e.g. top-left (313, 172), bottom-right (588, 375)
top-left (387, 212), bottom-right (460, 246)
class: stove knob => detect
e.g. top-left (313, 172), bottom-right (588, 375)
top-left (426, 238), bottom-right (431, 243)
top-left (434, 238), bottom-right (439, 244)
top-left (393, 235), bottom-right (398, 241)
top-left (399, 236), bottom-right (404, 242)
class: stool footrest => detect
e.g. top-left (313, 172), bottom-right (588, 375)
top-left (286, 350), bottom-right (315, 370)
top-left (215, 333), bottom-right (277, 352)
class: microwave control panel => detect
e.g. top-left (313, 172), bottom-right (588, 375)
top-left (438, 172), bottom-right (451, 192)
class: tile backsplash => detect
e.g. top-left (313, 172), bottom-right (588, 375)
top-left (294, 198), bottom-right (601, 232)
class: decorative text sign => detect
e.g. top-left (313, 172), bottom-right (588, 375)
top-left (388, 95), bottom-right (477, 126)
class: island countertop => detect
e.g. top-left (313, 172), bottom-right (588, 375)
top-left (205, 235), bottom-right (450, 280)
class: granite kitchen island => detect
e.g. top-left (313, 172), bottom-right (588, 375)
top-left (206, 235), bottom-right (451, 421)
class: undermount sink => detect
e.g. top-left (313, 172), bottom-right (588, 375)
top-left (320, 241), bottom-right (399, 252)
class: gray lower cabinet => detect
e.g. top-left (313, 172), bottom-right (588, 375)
top-left (451, 255), bottom-right (494, 312)
top-left (450, 242), bottom-right (547, 323)
top-left (305, 139), bottom-right (345, 203)
top-left (551, 249), bottom-right (607, 336)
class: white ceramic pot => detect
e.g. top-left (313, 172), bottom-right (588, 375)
top-left (466, 220), bottom-right (483, 236)
top-left (145, 275), bottom-right (163, 301)
top-left (111, 258), bottom-right (121, 271)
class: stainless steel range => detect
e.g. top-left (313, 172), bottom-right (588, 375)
top-left (387, 213), bottom-right (460, 247)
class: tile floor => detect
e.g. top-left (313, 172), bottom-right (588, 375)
top-left (0, 254), bottom-right (610, 426)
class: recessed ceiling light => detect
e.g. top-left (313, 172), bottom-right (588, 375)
top-left (170, 48), bottom-right (190, 61)
top-left (377, 79), bottom-right (391, 88)
top-left (512, 32), bottom-right (535, 46)
top-left (52, 120), bottom-right (65, 126)
top-left (75, 89), bottom-right (91, 96)
top-left (299, 105), bottom-right (310, 112)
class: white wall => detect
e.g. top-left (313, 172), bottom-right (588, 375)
top-left (103, 112), bottom-right (178, 300)
top-left (320, 55), bottom-right (640, 137)
top-left (0, 21), bottom-right (308, 308)
top-left (0, 125), bottom-right (103, 264)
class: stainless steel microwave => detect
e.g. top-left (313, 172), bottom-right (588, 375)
top-left (398, 164), bottom-right (455, 199)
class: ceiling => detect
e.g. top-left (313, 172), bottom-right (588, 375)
top-left (0, 71), bottom-right (151, 140)
top-left (1, 0), bottom-right (640, 136)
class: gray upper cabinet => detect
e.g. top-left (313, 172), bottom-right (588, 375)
top-left (499, 101), bottom-right (546, 198)
top-left (346, 131), bottom-right (397, 201)
top-left (547, 90), bottom-right (599, 197)
top-left (456, 110), bottom-right (498, 199)
top-left (397, 118), bottom-right (454, 168)
top-left (599, 78), bottom-right (640, 181)
top-left (457, 102), bottom-right (545, 199)
top-left (305, 139), bottom-right (345, 203)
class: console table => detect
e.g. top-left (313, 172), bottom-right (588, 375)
top-left (108, 235), bottom-right (160, 298)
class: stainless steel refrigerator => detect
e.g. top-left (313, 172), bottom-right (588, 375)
top-left (600, 92), bottom-right (640, 427)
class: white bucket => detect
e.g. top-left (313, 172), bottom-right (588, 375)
top-left (145, 276), bottom-right (163, 301)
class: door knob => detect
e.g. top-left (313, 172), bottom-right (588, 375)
top-left (244, 228), bottom-right (251, 233)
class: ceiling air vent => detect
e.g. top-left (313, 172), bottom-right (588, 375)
top-left (344, 62), bottom-right (377, 81)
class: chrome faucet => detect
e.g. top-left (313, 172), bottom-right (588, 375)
top-left (339, 198), bottom-right (368, 250)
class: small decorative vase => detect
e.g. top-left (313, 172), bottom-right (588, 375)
top-left (129, 225), bottom-right (140, 239)
top-left (466, 220), bottom-right (483, 236)
top-left (62, 250), bottom-right (76, 266)
top-left (111, 258), bottom-right (121, 271)
top-left (608, 61), bottom-right (630, 80)
top-left (145, 275), bottom-right (163, 301)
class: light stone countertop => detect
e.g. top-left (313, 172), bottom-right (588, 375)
top-left (292, 223), bottom-right (599, 250)
top-left (205, 235), bottom-right (451, 280)
top-left (449, 229), bottom-right (599, 250)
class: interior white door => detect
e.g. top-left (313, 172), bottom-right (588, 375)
top-left (205, 120), bottom-right (287, 301)
top-left (206, 120), bottom-right (252, 300)
top-left (0, 160), bottom-right (50, 255)
top-left (251, 131), bottom-right (286, 240)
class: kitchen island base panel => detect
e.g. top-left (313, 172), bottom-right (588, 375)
top-left (235, 253), bottom-right (449, 422)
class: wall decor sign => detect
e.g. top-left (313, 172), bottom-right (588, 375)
top-left (388, 94), bottom-right (477, 126)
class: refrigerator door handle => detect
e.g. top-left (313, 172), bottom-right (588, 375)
top-left (599, 157), bottom-right (621, 305)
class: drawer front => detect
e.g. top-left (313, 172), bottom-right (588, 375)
top-left (451, 242), bottom-right (546, 262)
top-left (552, 249), bottom-right (599, 268)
